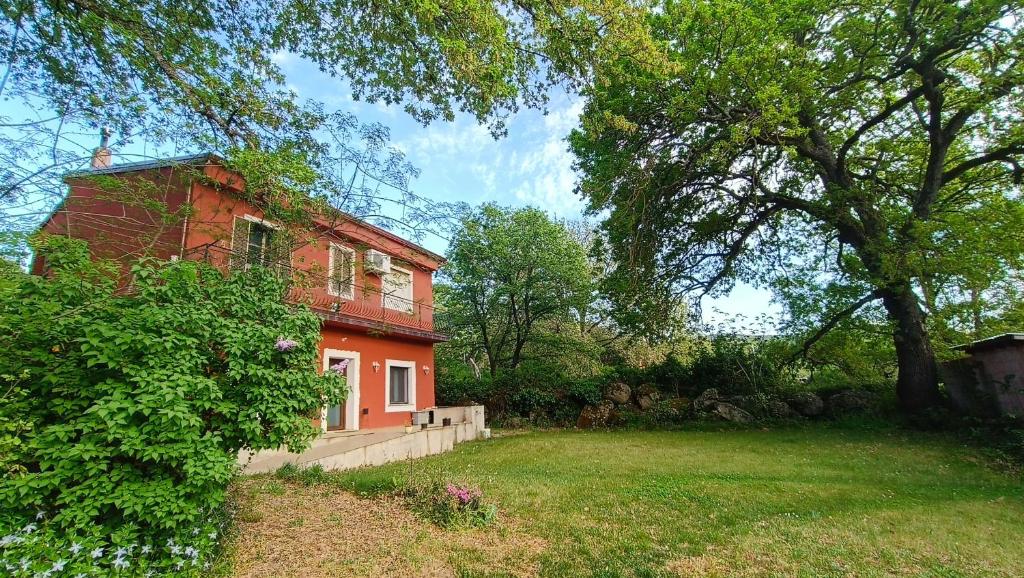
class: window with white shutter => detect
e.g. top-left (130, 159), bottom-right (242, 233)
top-left (327, 243), bottom-right (355, 299)
top-left (382, 265), bottom-right (413, 314)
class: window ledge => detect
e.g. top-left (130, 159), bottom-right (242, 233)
top-left (384, 404), bottom-right (416, 413)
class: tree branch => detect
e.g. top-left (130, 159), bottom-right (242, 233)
top-left (789, 289), bottom-right (883, 363)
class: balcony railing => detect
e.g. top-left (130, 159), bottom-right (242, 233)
top-left (183, 243), bottom-right (450, 340)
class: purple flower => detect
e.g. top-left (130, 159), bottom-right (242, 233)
top-left (275, 338), bottom-right (298, 352)
top-left (445, 483), bottom-right (481, 505)
top-left (329, 359), bottom-right (349, 374)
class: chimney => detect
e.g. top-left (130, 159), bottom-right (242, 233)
top-left (91, 126), bottom-right (113, 169)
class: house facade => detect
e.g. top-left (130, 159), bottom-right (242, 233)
top-left (34, 153), bottom-right (450, 433)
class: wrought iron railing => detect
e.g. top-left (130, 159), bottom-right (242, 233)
top-left (183, 243), bottom-right (451, 338)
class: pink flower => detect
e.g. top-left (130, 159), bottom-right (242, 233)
top-left (445, 483), bottom-right (481, 505)
top-left (330, 359), bottom-right (349, 374)
top-left (275, 338), bottom-right (298, 352)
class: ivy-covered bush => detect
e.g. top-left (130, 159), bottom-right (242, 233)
top-left (0, 237), bottom-right (345, 576)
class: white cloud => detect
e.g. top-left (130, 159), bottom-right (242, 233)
top-left (506, 97), bottom-right (587, 216)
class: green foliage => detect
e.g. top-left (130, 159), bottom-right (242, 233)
top-left (437, 360), bottom-right (606, 427)
top-left (570, 0), bottom-right (1024, 411)
top-left (0, 237), bottom-right (344, 574)
top-left (0, 503), bottom-right (232, 577)
top-left (679, 335), bottom-right (798, 397)
top-left (441, 204), bottom-right (593, 376)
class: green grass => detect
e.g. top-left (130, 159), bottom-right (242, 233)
top-left (316, 423), bottom-right (1024, 577)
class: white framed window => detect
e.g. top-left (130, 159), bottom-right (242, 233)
top-left (384, 359), bottom-right (416, 412)
top-left (327, 243), bottom-right (356, 299)
top-left (229, 214), bottom-right (289, 272)
top-left (381, 265), bottom-right (414, 314)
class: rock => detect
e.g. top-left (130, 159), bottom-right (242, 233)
top-left (604, 382), bottom-right (632, 405)
top-left (693, 388), bottom-right (720, 411)
top-left (788, 392), bottom-right (825, 417)
top-left (710, 402), bottom-right (755, 423)
top-left (765, 399), bottom-right (799, 419)
top-left (723, 395), bottom-right (753, 412)
top-left (826, 390), bottom-right (877, 415)
top-left (637, 392), bottom-right (660, 411)
top-left (635, 383), bottom-right (659, 397)
top-left (577, 400), bottom-right (617, 428)
top-left (664, 397), bottom-right (692, 413)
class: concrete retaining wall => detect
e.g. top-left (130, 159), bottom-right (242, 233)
top-left (241, 405), bottom-right (487, 474)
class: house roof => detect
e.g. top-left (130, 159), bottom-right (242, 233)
top-left (954, 333), bottom-right (1024, 353)
top-left (61, 152), bottom-right (445, 265)
top-left (65, 152), bottom-right (216, 177)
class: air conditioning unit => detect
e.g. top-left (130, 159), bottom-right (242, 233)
top-left (364, 249), bottom-right (391, 275)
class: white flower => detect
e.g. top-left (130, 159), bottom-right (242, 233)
top-left (75, 574), bottom-right (87, 578)
top-left (1, 534), bottom-right (23, 547)
top-left (20, 558), bottom-right (30, 570)
top-left (112, 557), bottom-right (129, 569)
top-left (114, 546), bottom-right (129, 558)
top-left (184, 546), bottom-right (198, 559)
top-left (191, 527), bottom-right (200, 536)
top-left (69, 542), bottom-right (83, 555)
top-left (208, 531), bottom-right (217, 540)
top-left (90, 547), bottom-right (103, 559)
top-left (166, 538), bottom-right (176, 548)
top-left (22, 523), bottom-right (37, 533)
top-left (35, 511), bottom-right (46, 520)
top-left (170, 545), bottom-right (181, 555)
top-left (51, 560), bottom-right (66, 572)
top-left (141, 545), bottom-right (152, 554)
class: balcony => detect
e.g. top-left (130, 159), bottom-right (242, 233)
top-left (184, 243), bottom-right (450, 342)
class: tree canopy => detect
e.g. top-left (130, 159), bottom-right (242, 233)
top-left (569, 0), bottom-right (1024, 411)
top-left (440, 204), bottom-right (592, 376)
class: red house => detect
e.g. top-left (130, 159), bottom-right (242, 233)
top-left (33, 153), bottom-right (483, 461)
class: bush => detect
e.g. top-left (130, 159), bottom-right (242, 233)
top-left (439, 362), bottom-right (613, 426)
top-left (400, 476), bottom-right (498, 529)
top-left (657, 334), bottom-right (797, 397)
top-left (0, 237), bottom-right (345, 575)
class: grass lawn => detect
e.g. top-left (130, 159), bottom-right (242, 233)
top-left (222, 423), bottom-right (1024, 577)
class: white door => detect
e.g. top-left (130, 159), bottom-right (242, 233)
top-left (322, 349), bottom-right (360, 431)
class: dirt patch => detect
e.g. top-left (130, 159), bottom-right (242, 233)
top-left (223, 477), bottom-right (546, 578)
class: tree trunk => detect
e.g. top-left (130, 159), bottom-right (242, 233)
top-left (880, 285), bottom-right (943, 412)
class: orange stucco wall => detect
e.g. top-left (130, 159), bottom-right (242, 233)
top-left (320, 325), bottom-right (436, 429)
top-left (37, 160), bottom-right (443, 430)
top-left (184, 180), bottom-right (438, 314)
top-left (34, 168), bottom-right (191, 273)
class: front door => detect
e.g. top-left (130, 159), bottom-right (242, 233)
top-left (326, 357), bottom-right (348, 431)
top-left (321, 349), bottom-right (360, 432)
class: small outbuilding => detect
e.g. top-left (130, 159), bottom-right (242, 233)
top-left (941, 333), bottom-right (1024, 418)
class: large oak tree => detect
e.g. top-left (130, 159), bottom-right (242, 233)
top-left (570, 0), bottom-right (1024, 412)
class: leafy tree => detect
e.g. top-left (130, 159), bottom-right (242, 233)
top-left (569, 0), bottom-right (1024, 412)
top-left (0, 237), bottom-right (344, 567)
top-left (0, 0), bottom-right (463, 241)
top-left (441, 204), bottom-right (591, 376)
